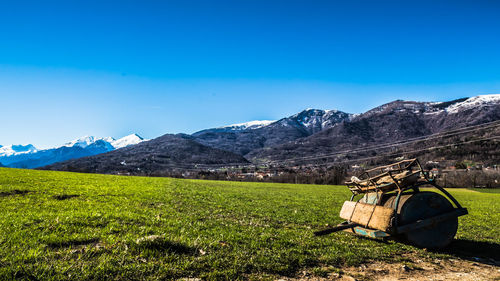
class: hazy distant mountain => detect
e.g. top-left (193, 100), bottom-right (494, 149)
top-left (192, 109), bottom-right (352, 155)
top-left (0, 144), bottom-right (38, 157)
top-left (0, 134), bottom-right (146, 169)
top-left (42, 134), bottom-right (249, 175)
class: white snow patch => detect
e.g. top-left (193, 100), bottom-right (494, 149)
top-left (218, 120), bottom-right (276, 130)
top-left (324, 109), bottom-right (341, 114)
top-left (446, 94), bottom-right (500, 114)
top-left (0, 144), bottom-right (38, 157)
top-left (0, 133), bottom-right (146, 161)
top-left (111, 134), bottom-right (146, 149)
top-left (348, 113), bottom-right (361, 120)
top-left (63, 136), bottom-right (110, 148)
top-left (63, 134), bottom-right (146, 149)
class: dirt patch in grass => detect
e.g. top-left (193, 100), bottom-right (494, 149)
top-left (52, 194), bottom-right (79, 200)
top-left (0, 189), bottom-right (31, 197)
top-left (340, 257), bottom-right (499, 281)
top-left (278, 254), bottom-right (500, 281)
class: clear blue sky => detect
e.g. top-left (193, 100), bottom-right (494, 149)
top-left (1, 0), bottom-right (499, 148)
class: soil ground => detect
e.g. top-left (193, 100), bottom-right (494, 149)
top-left (278, 254), bottom-right (500, 281)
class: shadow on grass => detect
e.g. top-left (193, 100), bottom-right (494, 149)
top-left (46, 237), bottom-right (100, 249)
top-left (353, 235), bottom-right (392, 245)
top-left (433, 239), bottom-right (500, 265)
top-left (134, 236), bottom-right (196, 255)
top-left (52, 194), bottom-right (79, 200)
top-left (337, 235), bottom-right (499, 266)
top-left (361, 236), bottom-right (500, 265)
top-left (0, 189), bottom-right (30, 197)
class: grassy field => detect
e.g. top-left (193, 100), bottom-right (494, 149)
top-left (0, 168), bottom-right (499, 280)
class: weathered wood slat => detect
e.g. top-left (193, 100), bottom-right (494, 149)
top-left (339, 201), bottom-right (394, 231)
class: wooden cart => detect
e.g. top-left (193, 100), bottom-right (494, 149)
top-left (315, 159), bottom-right (468, 248)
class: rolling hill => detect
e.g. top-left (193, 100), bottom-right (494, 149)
top-left (42, 134), bottom-right (249, 175)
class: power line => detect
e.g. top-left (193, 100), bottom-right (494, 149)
top-left (267, 120), bottom-right (500, 164)
top-left (272, 135), bottom-right (500, 169)
top-left (167, 120), bottom-right (500, 169)
top-left (111, 120), bottom-right (500, 172)
top-left (264, 120), bottom-right (500, 164)
top-left (144, 135), bottom-right (500, 172)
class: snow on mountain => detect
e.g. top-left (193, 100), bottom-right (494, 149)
top-left (361, 95), bottom-right (500, 118)
top-left (64, 136), bottom-right (114, 148)
top-left (445, 94), bottom-right (500, 114)
top-left (0, 134), bottom-right (146, 168)
top-left (110, 134), bottom-right (145, 149)
top-left (288, 108), bottom-right (352, 134)
top-left (291, 109), bottom-right (326, 129)
top-left (192, 108), bottom-right (353, 156)
top-left (0, 144), bottom-right (38, 157)
top-left (218, 120), bottom-right (276, 130)
top-left (196, 109), bottom-right (351, 136)
top-left (62, 134), bottom-right (146, 149)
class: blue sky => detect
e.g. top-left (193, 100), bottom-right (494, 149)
top-left (1, 0), bottom-right (499, 148)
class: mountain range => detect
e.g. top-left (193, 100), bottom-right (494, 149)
top-left (41, 134), bottom-right (249, 176)
top-left (246, 95), bottom-right (500, 164)
top-left (192, 109), bottom-right (352, 155)
top-left (9, 94), bottom-right (500, 175)
top-left (0, 134), bottom-right (145, 169)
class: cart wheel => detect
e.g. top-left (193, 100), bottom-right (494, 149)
top-left (405, 216), bottom-right (458, 249)
top-left (384, 191), bottom-right (459, 248)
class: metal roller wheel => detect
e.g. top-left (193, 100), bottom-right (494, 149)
top-left (383, 191), bottom-right (458, 248)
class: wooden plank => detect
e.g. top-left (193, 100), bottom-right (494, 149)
top-left (350, 203), bottom-right (376, 226)
top-left (369, 205), bottom-right (395, 231)
top-left (339, 201), bottom-right (357, 220)
top-left (339, 201), bottom-right (395, 231)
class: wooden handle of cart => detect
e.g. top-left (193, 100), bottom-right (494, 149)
top-left (314, 222), bottom-right (360, 236)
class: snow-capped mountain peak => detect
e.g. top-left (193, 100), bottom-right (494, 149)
top-left (0, 133), bottom-right (146, 168)
top-left (219, 120), bottom-right (276, 130)
top-left (288, 108), bottom-right (352, 133)
top-left (63, 134), bottom-right (146, 149)
top-left (0, 144), bottom-right (38, 157)
top-left (445, 94), bottom-right (500, 114)
top-left (110, 134), bottom-right (146, 149)
top-left (64, 136), bottom-right (109, 148)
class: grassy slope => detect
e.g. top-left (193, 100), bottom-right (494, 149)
top-left (0, 168), bottom-right (498, 280)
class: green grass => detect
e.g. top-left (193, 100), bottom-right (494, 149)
top-left (0, 168), bottom-right (498, 280)
top-left (469, 188), bottom-right (500, 194)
